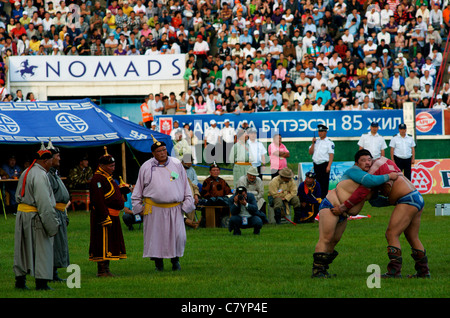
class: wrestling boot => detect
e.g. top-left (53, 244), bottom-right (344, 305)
top-left (15, 276), bottom-right (29, 290)
top-left (35, 279), bottom-right (53, 291)
top-left (381, 246), bottom-right (403, 278)
top-left (171, 257), bottom-right (181, 271)
top-left (52, 267), bottom-right (66, 282)
top-left (312, 252), bottom-right (334, 278)
top-left (408, 249), bottom-right (431, 278)
top-left (154, 258), bottom-right (164, 272)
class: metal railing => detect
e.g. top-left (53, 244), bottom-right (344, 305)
top-left (430, 32), bottom-right (450, 107)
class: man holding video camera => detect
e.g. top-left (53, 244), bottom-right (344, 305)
top-left (228, 186), bottom-right (264, 235)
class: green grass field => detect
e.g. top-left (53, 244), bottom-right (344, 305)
top-left (0, 193), bottom-right (449, 300)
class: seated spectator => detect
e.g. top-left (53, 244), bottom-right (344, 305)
top-left (268, 167), bottom-right (301, 224)
top-left (297, 171), bottom-right (322, 223)
top-left (67, 156), bottom-right (93, 190)
top-left (433, 95), bottom-right (448, 109)
top-left (199, 163), bottom-right (232, 227)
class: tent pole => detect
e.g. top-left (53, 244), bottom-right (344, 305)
top-left (122, 142), bottom-right (126, 183)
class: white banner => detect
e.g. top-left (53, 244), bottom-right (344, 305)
top-left (8, 54), bottom-right (186, 82)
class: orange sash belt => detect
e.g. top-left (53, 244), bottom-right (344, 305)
top-left (108, 208), bottom-right (121, 216)
top-left (235, 162), bottom-right (251, 165)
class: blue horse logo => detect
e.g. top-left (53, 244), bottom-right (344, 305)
top-left (16, 60), bottom-right (38, 79)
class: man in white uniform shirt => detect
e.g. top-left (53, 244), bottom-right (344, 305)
top-left (308, 124), bottom-right (335, 198)
top-left (220, 119), bottom-right (236, 163)
top-left (204, 119), bottom-right (222, 163)
top-left (389, 123), bottom-right (416, 181)
top-left (246, 128), bottom-right (267, 179)
top-left (357, 122), bottom-right (387, 159)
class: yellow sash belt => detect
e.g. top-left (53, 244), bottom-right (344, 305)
top-left (143, 198), bottom-right (181, 215)
top-left (17, 203), bottom-right (38, 213)
top-left (55, 203), bottom-right (67, 212)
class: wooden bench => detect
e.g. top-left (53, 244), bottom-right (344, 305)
top-left (70, 190), bottom-right (90, 212)
top-left (197, 205), bottom-right (230, 228)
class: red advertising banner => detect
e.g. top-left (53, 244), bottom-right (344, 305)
top-left (412, 159), bottom-right (450, 194)
top-left (159, 117), bottom-right (173, 135)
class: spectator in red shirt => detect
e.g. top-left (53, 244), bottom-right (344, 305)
top-left (10, 21), bottom-right (27, 40)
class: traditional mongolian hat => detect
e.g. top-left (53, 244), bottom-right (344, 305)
top-left (151, 134), bottom-right (166, 152)
top-left (119, 176), bottom-right (131, 195)
top-left (46, 138), bottom-right (60, 155)
top-left (21, 142), bottom-right (53, 196)
top-left (209, 161), bottom-right (220, 170)
top-left (305, 171), bottom-right (316, 179)
top-left (35, 141), bottom-right (53, 160)
top-left (98, 146), bottom-right (115, 165)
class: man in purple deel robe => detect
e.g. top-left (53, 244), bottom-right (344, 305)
top-left (132, 135), bottom-right (195, 271)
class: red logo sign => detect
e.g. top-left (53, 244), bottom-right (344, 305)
top-left (412, 160), bottom-right (439, 194)
top-left (416, 112), bottom-right (436, 133)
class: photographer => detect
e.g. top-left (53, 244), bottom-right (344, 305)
top-left (228, 186), bottom-right (263, 235)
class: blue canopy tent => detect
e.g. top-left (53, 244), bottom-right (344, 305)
top-left (0, 98), bottom-right (173, 219)
top-left (0, 98), bottom-right (171, 153)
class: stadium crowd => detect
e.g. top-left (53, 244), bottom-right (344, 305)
top-left (0, 0), bottom-right (449, 110)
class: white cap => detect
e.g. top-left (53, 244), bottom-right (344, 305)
top-left (437, 94), bottom-right (442, 99)
top-left (210, 119), bottom-right (216, 124)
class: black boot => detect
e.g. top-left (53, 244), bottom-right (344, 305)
top-left (408, 249), bottom-right (431, 278)
top-left (104, 260), bottom-right (116, 277)
top-left (274, 208), bottom-right (282, 224)
top-left (52, 267), bottom-right (66, 282)
top-left (293, 208), bottom-right (302, 223)
top-left (382, 246), bottom-right (402, 278)
top-left (154, 258), bottom-right (164, 271)
top-left (15, 276), bottom-right (29, 290)
top-left (171, 257), bottom-right (181, 271)
top-left (312, 252), bottom-right (336, 278)
top-left (97, 261), bottom-right (111, 277)
top-left (36, 279), bottom-right (53, 291)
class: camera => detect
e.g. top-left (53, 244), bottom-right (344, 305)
top-left (238, 194), bottom-right (244, 201)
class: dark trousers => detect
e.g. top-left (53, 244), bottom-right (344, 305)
top-left (122, 213), bottom-right (142, 230)
top-left (256, 165), bottom-right (263, 180)
top-left (394, 156), bottom-right (412, 180)
top-left (229, 215), bottom-right (263, 235)
top-left (314, 162), bottom-right (330, 199)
